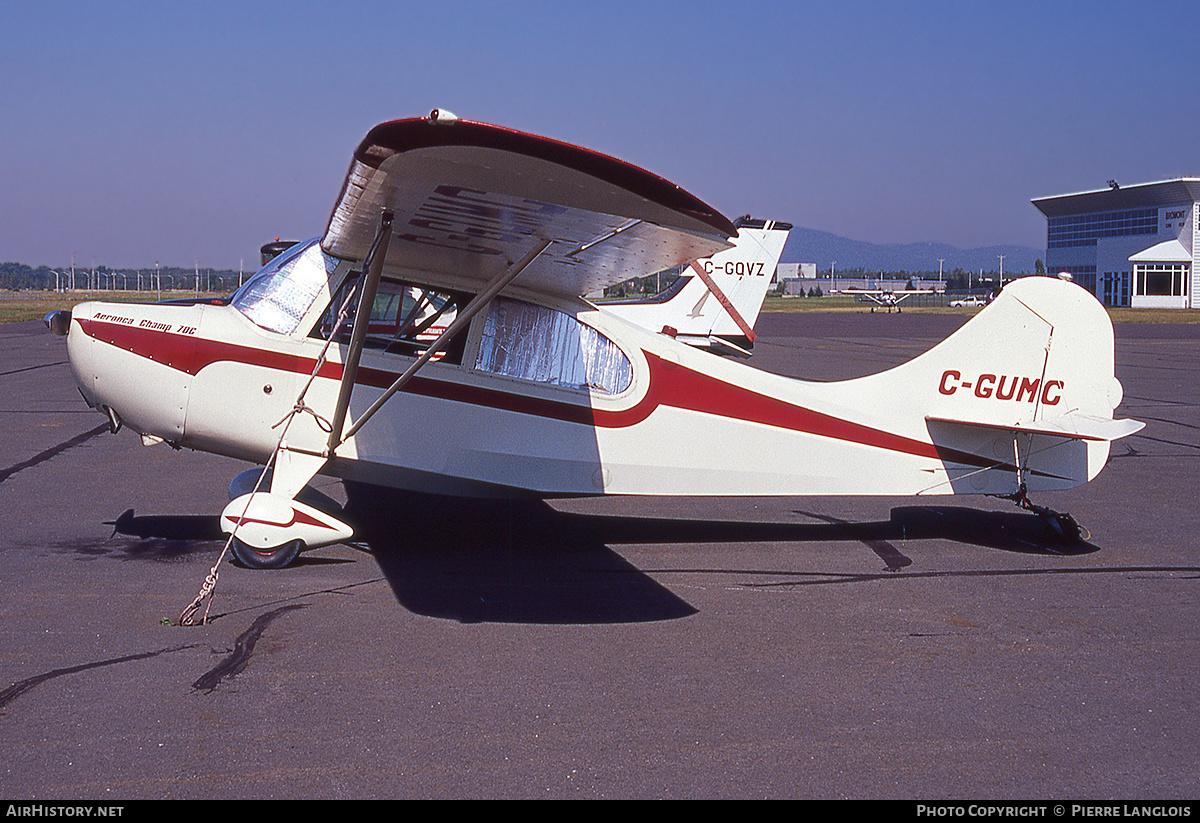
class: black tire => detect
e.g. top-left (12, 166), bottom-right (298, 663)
top-left (1044, 513), bottom-right (1081, 544)
top-left (230, 537), bottom-right (303, 569)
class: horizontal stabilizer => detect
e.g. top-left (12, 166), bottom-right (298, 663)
top-left (926, 413), bottom-right (1144, 443)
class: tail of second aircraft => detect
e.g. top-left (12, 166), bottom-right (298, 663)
top-left (601, 217), bottom-right (791, 356)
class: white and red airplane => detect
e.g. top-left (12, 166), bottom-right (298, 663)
top-left (47, 110), bottom-right (1142, 572)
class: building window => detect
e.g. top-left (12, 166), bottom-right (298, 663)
top-left (1134, 263), bottom-right (1190, 297)
top-left (1048, 208), bottom-right (1158, 248)
top-left (1057, 266), bottom-right (1097, 294)
top-left (1101, 271), bottom-right (1131, 307)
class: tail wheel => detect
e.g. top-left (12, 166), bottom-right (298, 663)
top-left (230, 537), bottom-right (304, 570)
top-left (1044, 512), bottom-right (1081, 544)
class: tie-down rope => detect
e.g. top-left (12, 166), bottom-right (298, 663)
top-left (178, 288), bottom-right (358, 626)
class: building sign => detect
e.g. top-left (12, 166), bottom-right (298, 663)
top-left (1163, 207), bottom-right (1188, 232)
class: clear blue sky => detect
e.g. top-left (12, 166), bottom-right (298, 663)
top-left (3, 0), bottom-right (1197, 270)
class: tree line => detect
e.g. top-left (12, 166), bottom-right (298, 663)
top-left (0, 262), bottom-right (253, 293)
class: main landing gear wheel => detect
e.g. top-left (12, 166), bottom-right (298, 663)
top-left (230, 537), bottom-right (304, 570)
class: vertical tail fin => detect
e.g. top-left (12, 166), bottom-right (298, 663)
top-left (601, 217), bottom-right (791, 355)
top-left (830, 275), bottom-right (1142, 494)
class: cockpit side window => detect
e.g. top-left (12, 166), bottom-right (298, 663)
top-left (475, 296), bottom-right (632, 395)
top-left (314, 274), bottom-right (472, 365)
top-left (231, 238), bottom-right (334, 335)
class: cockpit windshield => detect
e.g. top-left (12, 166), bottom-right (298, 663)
top-left (230, 237), bottom-right (337, 335)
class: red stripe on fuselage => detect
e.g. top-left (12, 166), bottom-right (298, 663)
top-left (78, 317), bottom-right (1006, 471)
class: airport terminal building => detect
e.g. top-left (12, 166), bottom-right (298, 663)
top-left (1032, 178), bottom-right (1199, 308)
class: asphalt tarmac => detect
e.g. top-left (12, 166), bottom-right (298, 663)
top-left (0, 309), bottom-right (1196, 800)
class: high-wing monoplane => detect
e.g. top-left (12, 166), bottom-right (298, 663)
top-left (47, 110), bottom-right (1143, 574)
top-left (835, 287), bottom-right (939, 313)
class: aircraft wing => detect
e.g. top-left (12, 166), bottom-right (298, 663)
top-left (322, 112), bottom-right (737, 298)
top-left (835, 293), bottom-right (936, 299)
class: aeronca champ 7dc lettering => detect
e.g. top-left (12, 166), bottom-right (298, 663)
top-left (47, 108), bottom-right (1142, 582)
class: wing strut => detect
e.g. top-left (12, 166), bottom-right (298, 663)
top-left (335, 236), bottom-right (554, 447)
top-left (326, 211), bottom-right (395, 456)
top-left (687, 260), bottom-right (756, 343)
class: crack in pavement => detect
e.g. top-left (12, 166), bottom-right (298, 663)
top-left (0, 423), bottom-right (110, 484)
top-left (191, 605), bottom-right (305, 694)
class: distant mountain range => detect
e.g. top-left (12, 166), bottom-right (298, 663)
top-left (781, 227), bottom-right (1042, 274)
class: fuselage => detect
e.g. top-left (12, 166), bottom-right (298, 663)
top-left (61, 241), bottom-right (1121, 500)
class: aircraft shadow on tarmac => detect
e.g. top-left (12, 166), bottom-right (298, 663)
top-left (339, 486), bottom-right (1099, 624)
top-left (86, 510), bottom-right (225, 563)
top-left (107, 489), bottom-right (1098, 625)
